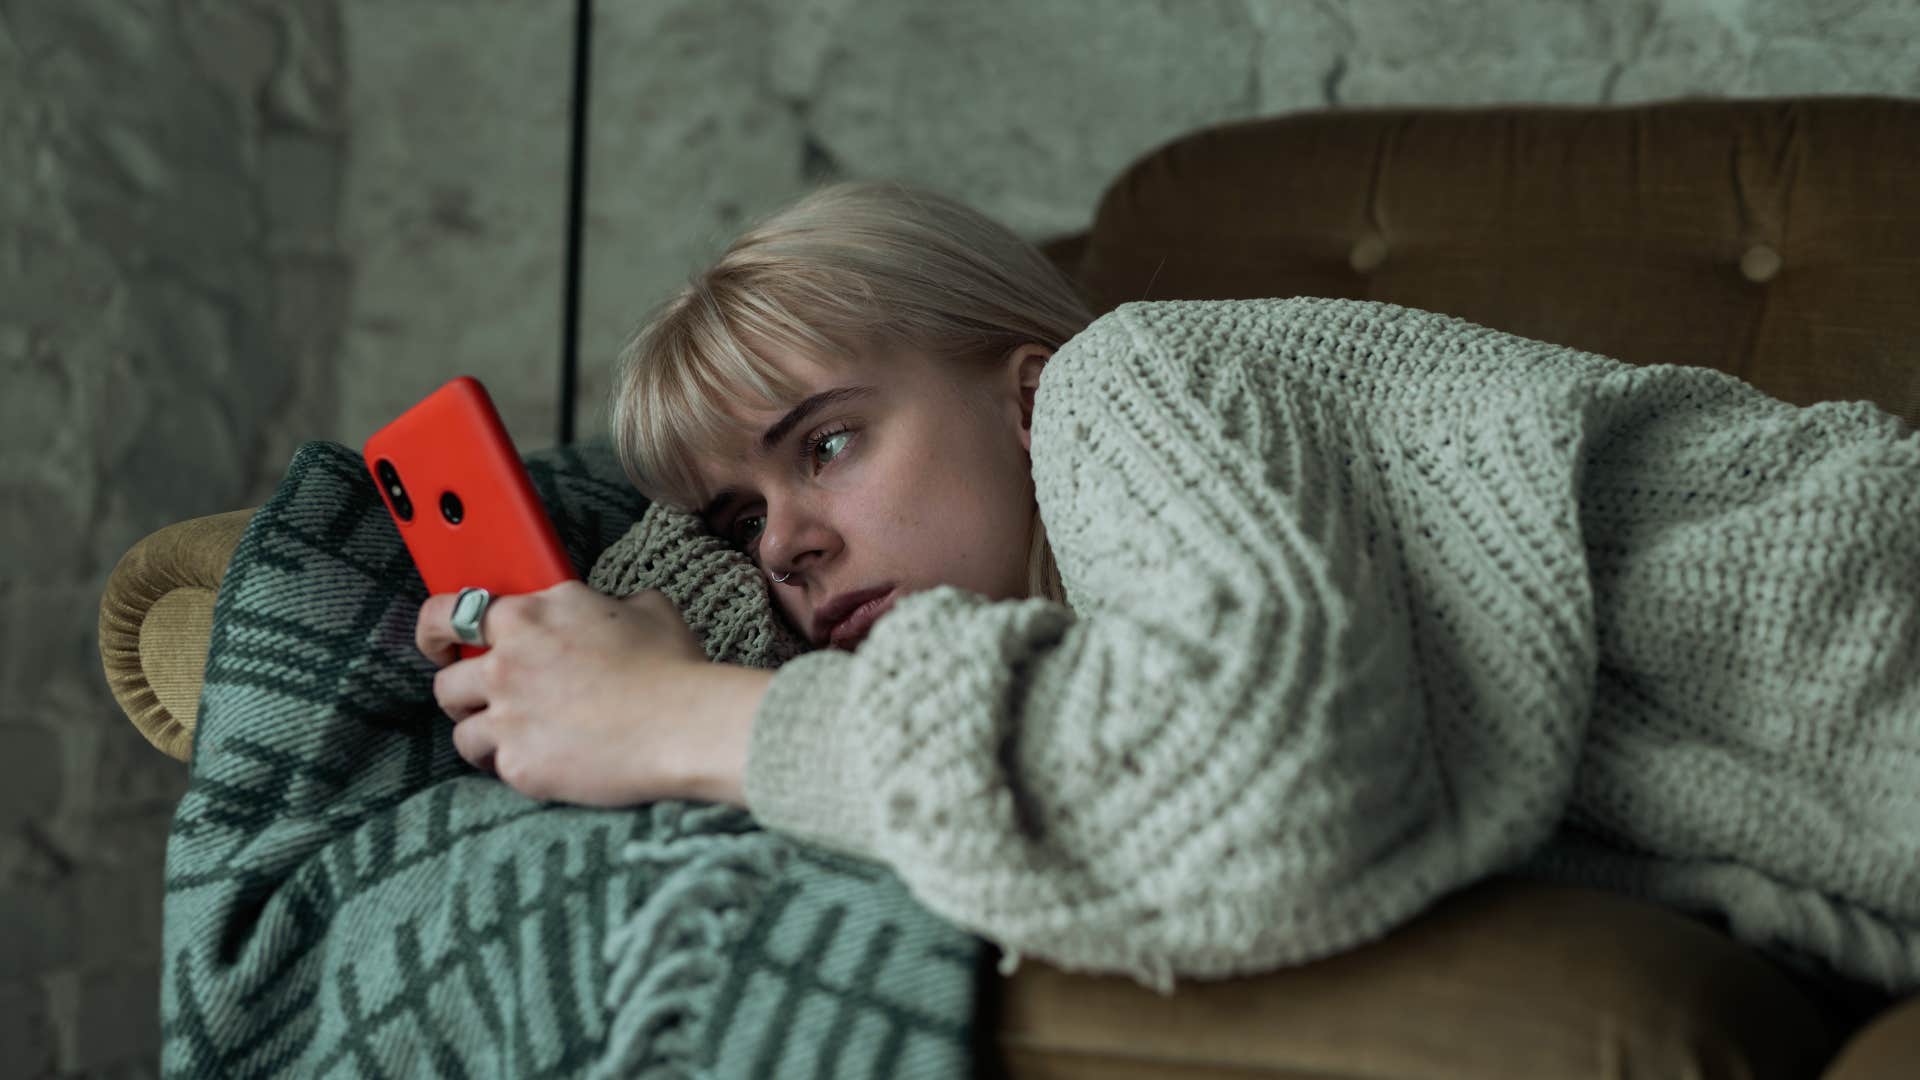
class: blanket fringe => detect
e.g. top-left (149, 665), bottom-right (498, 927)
top-left (589, 820), bottom-right (791, 1080)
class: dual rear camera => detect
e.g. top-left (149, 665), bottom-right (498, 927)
top-left (374, 459), bottom-right (463, 525)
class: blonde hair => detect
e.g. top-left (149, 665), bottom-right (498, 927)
top-left (608, 179), bottom-right (1089, 605)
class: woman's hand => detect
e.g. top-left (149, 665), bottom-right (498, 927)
top-left (414, 581), bottom-right (772, 809)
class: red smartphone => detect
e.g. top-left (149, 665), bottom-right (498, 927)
top-left (363, 375), bottom-right (576, 659)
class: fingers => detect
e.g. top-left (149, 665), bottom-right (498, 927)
top-left (417, 589), bottom-right (523, 667)
top-left (416, 584), bottom-right (611, 667)
top-left (416, 592), bottom-right (463, 668)
top-left (449, 707), bottom-right (497, 775)
top-left (441, 657), bottom-right (502, 776)
top-left (432, 657), bottom-right (489, 722)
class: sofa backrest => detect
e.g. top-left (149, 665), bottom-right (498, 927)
top-left (1065, 96), bottom-right (1920, 427)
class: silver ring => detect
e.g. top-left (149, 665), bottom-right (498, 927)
top-left (771, 571), bottom-right (791, 584)
top-left (450, 587), bottom-right (492, 647)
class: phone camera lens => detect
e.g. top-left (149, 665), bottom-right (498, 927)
top-left (440, 491), bottom-right (464, 525)
top-left (375, 459), bottom-right (414, 522)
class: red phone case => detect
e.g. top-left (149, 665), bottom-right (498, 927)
top-left (362, 375), bottom-right (576, 658)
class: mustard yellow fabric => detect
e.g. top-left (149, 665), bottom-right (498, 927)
top-left (1823, 996), bottom-right (1920, 1080)
top-left (995, 879), bottom-right (1845, 1079)
top-left (97, 507), bottom-right (253, 761)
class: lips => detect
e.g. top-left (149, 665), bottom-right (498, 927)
top-left (816, 587), bottom-right (897, 648)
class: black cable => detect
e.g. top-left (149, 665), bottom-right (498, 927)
top-left (558, 0), bottom-right (593, 445)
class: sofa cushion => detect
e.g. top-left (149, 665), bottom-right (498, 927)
top-left (992, 877), bottom-right (1847, 1079)
top-left (1824, 994), bottom-right (1920, 1080)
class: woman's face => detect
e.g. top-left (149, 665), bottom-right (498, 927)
top-left (694, 341), bottom-right (1051, 651)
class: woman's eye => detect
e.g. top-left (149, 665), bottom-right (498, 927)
top-left (732, 427), bottom-right (855, 550)
top-left (812, 428), bottom-right (852, 465)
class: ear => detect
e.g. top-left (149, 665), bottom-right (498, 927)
top-left (1007, 344), bottom-right (1052, 454)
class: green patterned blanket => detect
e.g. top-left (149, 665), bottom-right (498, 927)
top-left (161, 440), bottom-right (988, 1078)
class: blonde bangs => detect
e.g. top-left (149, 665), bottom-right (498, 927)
top-left (610, 271), bottom-right (882, 514)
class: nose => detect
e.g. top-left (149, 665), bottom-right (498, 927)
top-left (756, 493), bottom-right (831, 577)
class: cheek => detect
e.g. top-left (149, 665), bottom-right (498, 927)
top-left (798, 416), bottom-right (1034, 595)
top-left (903, 453), bottom-right (1033, 583)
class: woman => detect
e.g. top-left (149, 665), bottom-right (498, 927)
top-left (414, 179), bottom-right (1920, 998)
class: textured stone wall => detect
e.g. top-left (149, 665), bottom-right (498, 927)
top-left (3, 0), bottom-right (1916, 1075)
top-left (0, 1), bottom-right (345, 1074)
top-left (333, 0), bottom-right (572, 455)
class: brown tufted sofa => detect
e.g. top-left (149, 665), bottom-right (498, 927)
top-left (101, 96), bottom-right (1920, 1078)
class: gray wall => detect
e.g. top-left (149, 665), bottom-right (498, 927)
top-left (3, 0), bottom-right (1915, 1074)
top-left (2, 0), bottom-right (345, 1074)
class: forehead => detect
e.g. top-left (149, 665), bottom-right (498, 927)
top-left (690, 346), bottom-right (908, 510)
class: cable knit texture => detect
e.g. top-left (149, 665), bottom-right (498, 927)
top-left (712, 296), bottom-right (1920, 996)
top-left (589, 498), bottom-right (810, 669)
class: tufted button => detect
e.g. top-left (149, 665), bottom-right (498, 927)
top-left (1740, 243), bottom-right (1782, 284)
top-left (1349, 233), bottom-right (1388, 273)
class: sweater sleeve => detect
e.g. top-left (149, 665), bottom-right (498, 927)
top-left (743, 299), bottom-right (1585, 993)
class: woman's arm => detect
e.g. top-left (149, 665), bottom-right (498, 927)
top-left (741, 299), bottom-right (1597, 993)
top-left (679, 664), bottom-right (775, 808)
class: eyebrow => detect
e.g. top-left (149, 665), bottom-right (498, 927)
top-left (699, 384), bottom-right (877, 524)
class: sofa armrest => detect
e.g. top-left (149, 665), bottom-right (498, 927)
top-left (97, 508), bottom-right (256, 762)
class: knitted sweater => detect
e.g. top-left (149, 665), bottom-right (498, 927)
top-left (740, 296), bottom-right (1920, 996)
